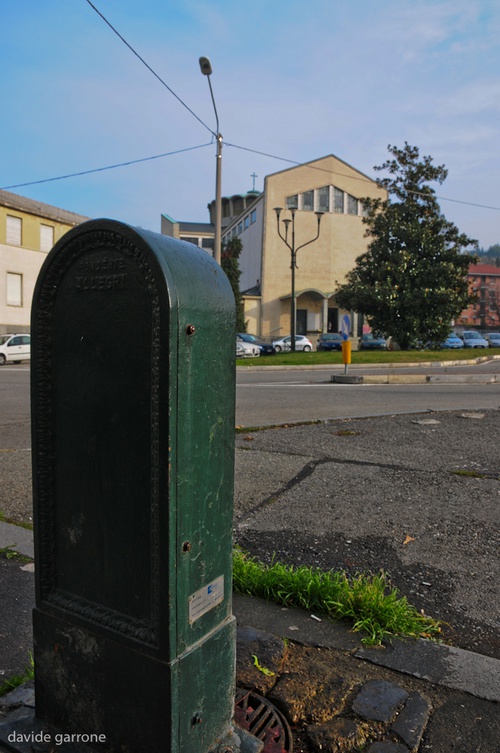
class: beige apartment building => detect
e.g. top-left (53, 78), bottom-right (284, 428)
top-left (221, 155), bottom-right (386, 340)
top-left (0, 190), bottom-right (89, 333)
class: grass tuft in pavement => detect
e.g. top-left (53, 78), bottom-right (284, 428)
top-left (0, 653), bottom-right (34, 697)
top-left (451, 469), bottom-right (487, 479)
top-left (233, 548), bottom-right (442, 645)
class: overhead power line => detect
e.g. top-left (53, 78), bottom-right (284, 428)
top-left (84, 0), bottom-right (214, 136)
top-left (0, 144), bottom-right (213, 190)
top-left (2, 140), bottom-right (499, 214)
top-left (225, 142), bottom-right (500, 212)
top-left (80, 2), bottom-right (499, 215)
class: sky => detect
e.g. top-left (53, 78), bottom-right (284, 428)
top-left (1, 0), bottom-right (499, 249)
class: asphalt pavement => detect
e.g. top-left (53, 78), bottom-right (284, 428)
top-left (1, 359), bottom-right (499, 752)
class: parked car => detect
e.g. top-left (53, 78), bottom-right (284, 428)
top-left (0, 334), bottom-right (31, 365)
top-left (316, 333), bottom-right (343, 351)
top-left (236, 338), bottom-right (260, 358)
top-left (359, 333), bottom-right (387, 350)
top-left (485, 332), bottom-right (500, 348)
top-left (272, 335), bottom-right (313, 352)
top-left (441, 334), bottom-right (464, 349)
top-left (461, 331), bottom-right (488, 348)
top-left (236, 333), bottom-right (276, 355)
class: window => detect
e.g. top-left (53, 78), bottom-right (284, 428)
top-left (40, 224), bottom-right (54, 252)
top-left (182, 236), bottom-right (199, 245)
top-left (347, 194), bottom-right (358, 215)
top-left (250, 209), bottom-right (257, 224)
top-left (334, 188), bottom-right (344, 213)
top-left (6, 273), bottom-right (22, 306)
top-left (286, 195), bottom-right (298, 209)
top-left (6, 216), bottom-right (22, 246)
top-left (307, 311), bottom-right (321, 331)
top-left (237, 222), bottom-right (243, 235)
top-left (296, 309), bottom-right (308, 334)
top-left (244, 215), bottom-right (250, 229)
top-left (317, 186), bottom-right (330, 212)
top-left (202, 237), bottom-right (214, 250)
top-left (302, 191), bottom-right (314, 211)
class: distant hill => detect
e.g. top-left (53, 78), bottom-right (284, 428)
top-left (477, 244), bottom-right (500, 265)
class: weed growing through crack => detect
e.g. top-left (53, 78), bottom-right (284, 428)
top-left (451, 469), bottom-right (487, 479)
top-left (0, 653), bottom-right (34, 697)
top-left (233, 548), bottom-right (442, 645)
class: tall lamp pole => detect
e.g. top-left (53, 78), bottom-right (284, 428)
top-left (273, 208), bottom-right (323, 352)
top-left (199, 56), bottom-right (222, 265)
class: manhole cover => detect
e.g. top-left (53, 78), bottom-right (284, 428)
top-left (235, 688), bottom-right (293, 752)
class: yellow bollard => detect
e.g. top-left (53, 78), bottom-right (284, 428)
top-left (342, 340), bottom-right (351, 364)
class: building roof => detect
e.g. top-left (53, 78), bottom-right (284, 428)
top-left (241, 284), bottom-right (261, 296)
top-left (178, 221), bottom-right (214, 234)
top-left (0, 189), bottom-right (90, 225)
top-left (468, 263), bottom-right (500, 276)
top-left (161, 214), bottom-right (214, 234)
top-left (222, 190), bottom-right (261, 201)
top-left (265, 153), bottom-right (381, 186)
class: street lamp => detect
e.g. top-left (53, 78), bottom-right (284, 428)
top-left (199, 56), bottom-right (222, 265)
top-left (274, 208), bottom-right (323, 352)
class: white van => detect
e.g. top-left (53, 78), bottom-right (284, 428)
top-left (0, 334), bottom-right (31, 364)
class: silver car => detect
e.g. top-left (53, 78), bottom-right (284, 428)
top-left (461, 331), bottom-right (488, 348)
top-left (236, 337), bottom-right (260, 358)
top-left (485, 333), bottom-right (500, 347)
top-left (272, 335), bottom-right (313, 352)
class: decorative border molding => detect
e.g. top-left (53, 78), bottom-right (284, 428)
top-left (33, 227), bottom-right (163, 647)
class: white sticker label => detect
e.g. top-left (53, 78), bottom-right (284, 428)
top-left (188, 575), bottom-right (225, 624)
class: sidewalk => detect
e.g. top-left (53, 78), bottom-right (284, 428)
top-left (1, 401), bottom-right (499, 751)
top-left (1, 520), bottom-right (499, 752)
top-left (234, 595), bottom-right (500, 752)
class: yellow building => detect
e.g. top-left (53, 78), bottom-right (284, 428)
top-left (0, 190), bottom-right (89, 333)
top-left (222, 155), bottom-right (386, 341)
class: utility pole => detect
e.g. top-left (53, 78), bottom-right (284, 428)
top-left (199, 56), bottom-right (222, 266)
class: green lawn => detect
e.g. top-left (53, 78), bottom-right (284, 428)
top-left (237, 347), bottom-right (500, 367)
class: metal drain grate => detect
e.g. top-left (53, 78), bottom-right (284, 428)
top-left (235, 688), bottom-right (293, 752)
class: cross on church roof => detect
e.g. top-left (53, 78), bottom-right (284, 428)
top-left (251, 173), bottom-right (258, 191)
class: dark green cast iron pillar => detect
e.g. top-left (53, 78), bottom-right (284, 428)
top-left (28, 219), bottom-right (239, 752)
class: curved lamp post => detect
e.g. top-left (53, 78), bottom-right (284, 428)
top-left (273, 208), bottom-right (323, 352)
top-left (199, 56), bottom-right (222, 265)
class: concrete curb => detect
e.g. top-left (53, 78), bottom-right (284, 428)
top-left (237, 355), bottom-right (500, 372)
top-left (331, 373), bottom-right (499, 384)
top-left (4, 523), bottom-right (498, 704)
top-left (233, 595), bottom-right (500, 703)
top-left (0, 521), bottom-right (33, 559)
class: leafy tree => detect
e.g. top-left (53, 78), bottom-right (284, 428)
top-left (221, 237), bottom-right (246, 332)
top-left (335, 143), bottom-right (478, 349)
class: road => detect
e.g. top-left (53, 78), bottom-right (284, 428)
top-left (1, 363), bottom-right (500, 437)
top-left (1, 361), bottom-right (499, 661)
top-left (236, 363), bottom-right (500, 426)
